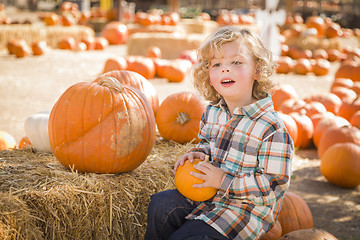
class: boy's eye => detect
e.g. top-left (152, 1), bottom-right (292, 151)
top-left (232, 61), bottom-right (242, 65)
top-left (212, 63), bottom-right (221, 67)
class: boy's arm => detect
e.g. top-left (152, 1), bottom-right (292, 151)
top-left (218, 129), bottom-right (293, 206)
top-left (188, 106), bottom-right (211, 156)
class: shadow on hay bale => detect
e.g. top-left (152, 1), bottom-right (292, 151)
top-left (0, 138), bottom-right (193, 239)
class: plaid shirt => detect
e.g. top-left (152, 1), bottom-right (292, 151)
top-left (186, 95), bottom-right (293, 240)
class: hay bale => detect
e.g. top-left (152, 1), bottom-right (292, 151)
top-left (0, 24), bottom-right (94, 50)
top-left (127, 32), bottom-right (205, 59)
top-left (180, 19), bottom-right (219, 34)
top-left (127, 23), bottom-right (183, 35)
top-left (0, 137), bottom-right (194, 239)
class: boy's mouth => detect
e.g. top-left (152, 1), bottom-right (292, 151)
top-left (221, 79), bottom-right (235, 86)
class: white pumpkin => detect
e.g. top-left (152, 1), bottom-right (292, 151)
top-left (24, 110), bottom-right (52, 152)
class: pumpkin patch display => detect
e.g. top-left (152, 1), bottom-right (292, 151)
top-left (156, 92), bottom-right (205, 144)
top-left (175, 159), bottom-right (217, 202)
top-left (0, 130), bottom-right (16, 150)
top-left (278, 192), bottom-right (314, 235)
top-left (48, 77), bottom-right (156, 173)
top-left (96, 70), bottom-right (159, 115)
top-left (24, 111), bottom-right (52, 152)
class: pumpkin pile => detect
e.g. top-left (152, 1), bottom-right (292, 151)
top-left (272, 70), bottom-right (360, 188)
top-left (277, 15), bottom-right (360, 76)
top-left (102, 46), bottom-right (194, 82)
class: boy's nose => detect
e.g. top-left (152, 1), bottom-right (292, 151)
top-left (222, 69), bottom-right (230, 73)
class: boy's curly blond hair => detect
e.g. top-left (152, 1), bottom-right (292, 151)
top-left (193, 26), bottom-right (276, 103)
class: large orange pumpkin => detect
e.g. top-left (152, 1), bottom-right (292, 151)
top-left (101, 21), bottom-right (128, 45)
top-left (48, 77), bottom-right (156, 173)
top-left (350, 110), bottom-right (360, 128)
top-left (317, 125), bottom-right (360, 158)
top-left (278, 192), bottom-right (314, 235)
top-left (0, 130), bottom-right (16, 150)
top-left (320, 142), bottom-right (360, 188)
top-left (175, 159), bottom-right (217, 202)
top-left (337, 98), bottom-right (360, 121)
top-left (156, 92), bottom-right (205, 144)
top-left (278, 112), bottom-right (298, 144)
top-left (96, 70), bottom-right (159, 115)
top-left (303, 93), bottom-right (342, 115)
top-left (126, 56), bottom-right (156, 80)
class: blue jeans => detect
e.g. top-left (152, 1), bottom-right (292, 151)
top-left (145, 189), bottom-right (228, 240)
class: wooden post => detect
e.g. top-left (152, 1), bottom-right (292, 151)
top-left (167, 0), bottom-right (179, 13)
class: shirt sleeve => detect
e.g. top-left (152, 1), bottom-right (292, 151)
top-left (188, 105), bottom-right (211, 156)
top-left (218, 129), bottom-right (293, 206)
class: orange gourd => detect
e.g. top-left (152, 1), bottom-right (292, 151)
top-left (305, 16), bottom-right (325, 36)
top-left (48, 77), bottom-right (156, 173)
top-left (146, 46), bottom-right (162, 58)
top-left (161, 59), bottom-right (193, 82)
top-left (58, 37), bottom-right (76, 50)
top-left (175, 159), bottom-right (217, 202)
top-left (156, 92), bottom-right (205, 144)
top-left (278, 112), bottom-right (298, 144)
top-left (270, 84), bottom-right (298, 111)
top-left (312, 58), bottom-right (330, 76)
top-left (103, 57), bottom-right (128, 73)
top-left (94, 37), bottom-right (109, 50)
top-left (320, 143), bottom-right (360, 188)
top-left (32, 40), bottom-right (47, 56)
top-left (317, 125), bottom-right (360, 158)
top-left (18, 136), bottom-right (32, 149)
top-left (294, 58), bottom-right (312, 75)
top-left (0, 130), bottom-right (16, 150)
top-left (278, 192), bottom-right (314, 235)
top-left (96, 70), bottom-right (159, 115)
top-left (313, 115), bottom-right (350, 148)
top-left (289, 112), bottom-right (314, 149)
top-left (101, 21), bottom-right (128, 45)
top-left (276, 56), bottom-right (294, 74)
top-left (335, 60), bottom-right (360, 82)
top-left (309, 112), bottom-right (335, 130)
top-left (350, 110), bottom-right (360, 128)
top-left (126, 56), bottom-right (156, 80)
top-left (337, 98), bottom-right (360, 121)
top-left (303, 93), bottom-right (342, 115)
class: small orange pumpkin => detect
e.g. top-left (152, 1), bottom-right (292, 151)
top-left (289, 112), bottom-right (314, 149)
top-left (94, 37), bottom-right (109, 50)
top-left (175, 159), bottom-right (217, 202)
top-left (48, 77), bottom-right (156, 173)
top-left (303, 93), bottom-right (342, 115)
top-left (126, 56), bottom-right (156, 80)
top-left (350, 110), bottom-right (360, 128)
top-left (103, 57), bottom-right (128, 73)
top-left (270, 84), bottom-right (298, 111)
top-left (18, 136), bottom-right (32, 149)
top-left (32, 40), bottom-right (47, 56)
top-left (146, 46), bottom-right (162, 58)
top-left (156, 92), bottom-right (205, 144)
top-left (278, 112), bottom-right (298, 147)
top-left (321, 142), bottom-right (360, 188)
top-left (101, 21), bottom-right (128, 45)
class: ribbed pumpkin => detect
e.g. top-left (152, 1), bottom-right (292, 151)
top-left (156, 92), bottom-right (205, 144)
top-left (96, 70), bottom-right (159, 115)
top-left (289, 112), bottom-right (314, 149)
top-left (0, 130), bottom-right (16, 150)
top-left (320, 143), bottom-right (360, 188)
top-left (317, 125), bottom-right (360, 158)
top-left (48, 77), bottom-right (156, 173)
top-left (279, 228), bottom-right (337, 240)
top-left (278, 192), bottom-right (314, 235)
top-left (175, 159), bottom-right (217, 202)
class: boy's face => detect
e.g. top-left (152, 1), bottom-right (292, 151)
top-left (209, 39), bottom-right (257, 107)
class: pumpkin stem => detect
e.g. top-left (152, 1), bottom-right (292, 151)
top-left (97, 77), bottom-right (124, 93)
top-left (176, 112), bottom-right (190, 126)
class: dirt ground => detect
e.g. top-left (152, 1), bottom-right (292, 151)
top-left (0, 9), bottom-right (359, 240)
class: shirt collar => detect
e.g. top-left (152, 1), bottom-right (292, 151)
top-left (213, 94), bottom-right (274, 120)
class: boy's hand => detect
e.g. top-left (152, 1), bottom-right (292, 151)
top-left (191, 162), bottom-right (225, 189)
top-left (173, 152), bottom-right (206, 174)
